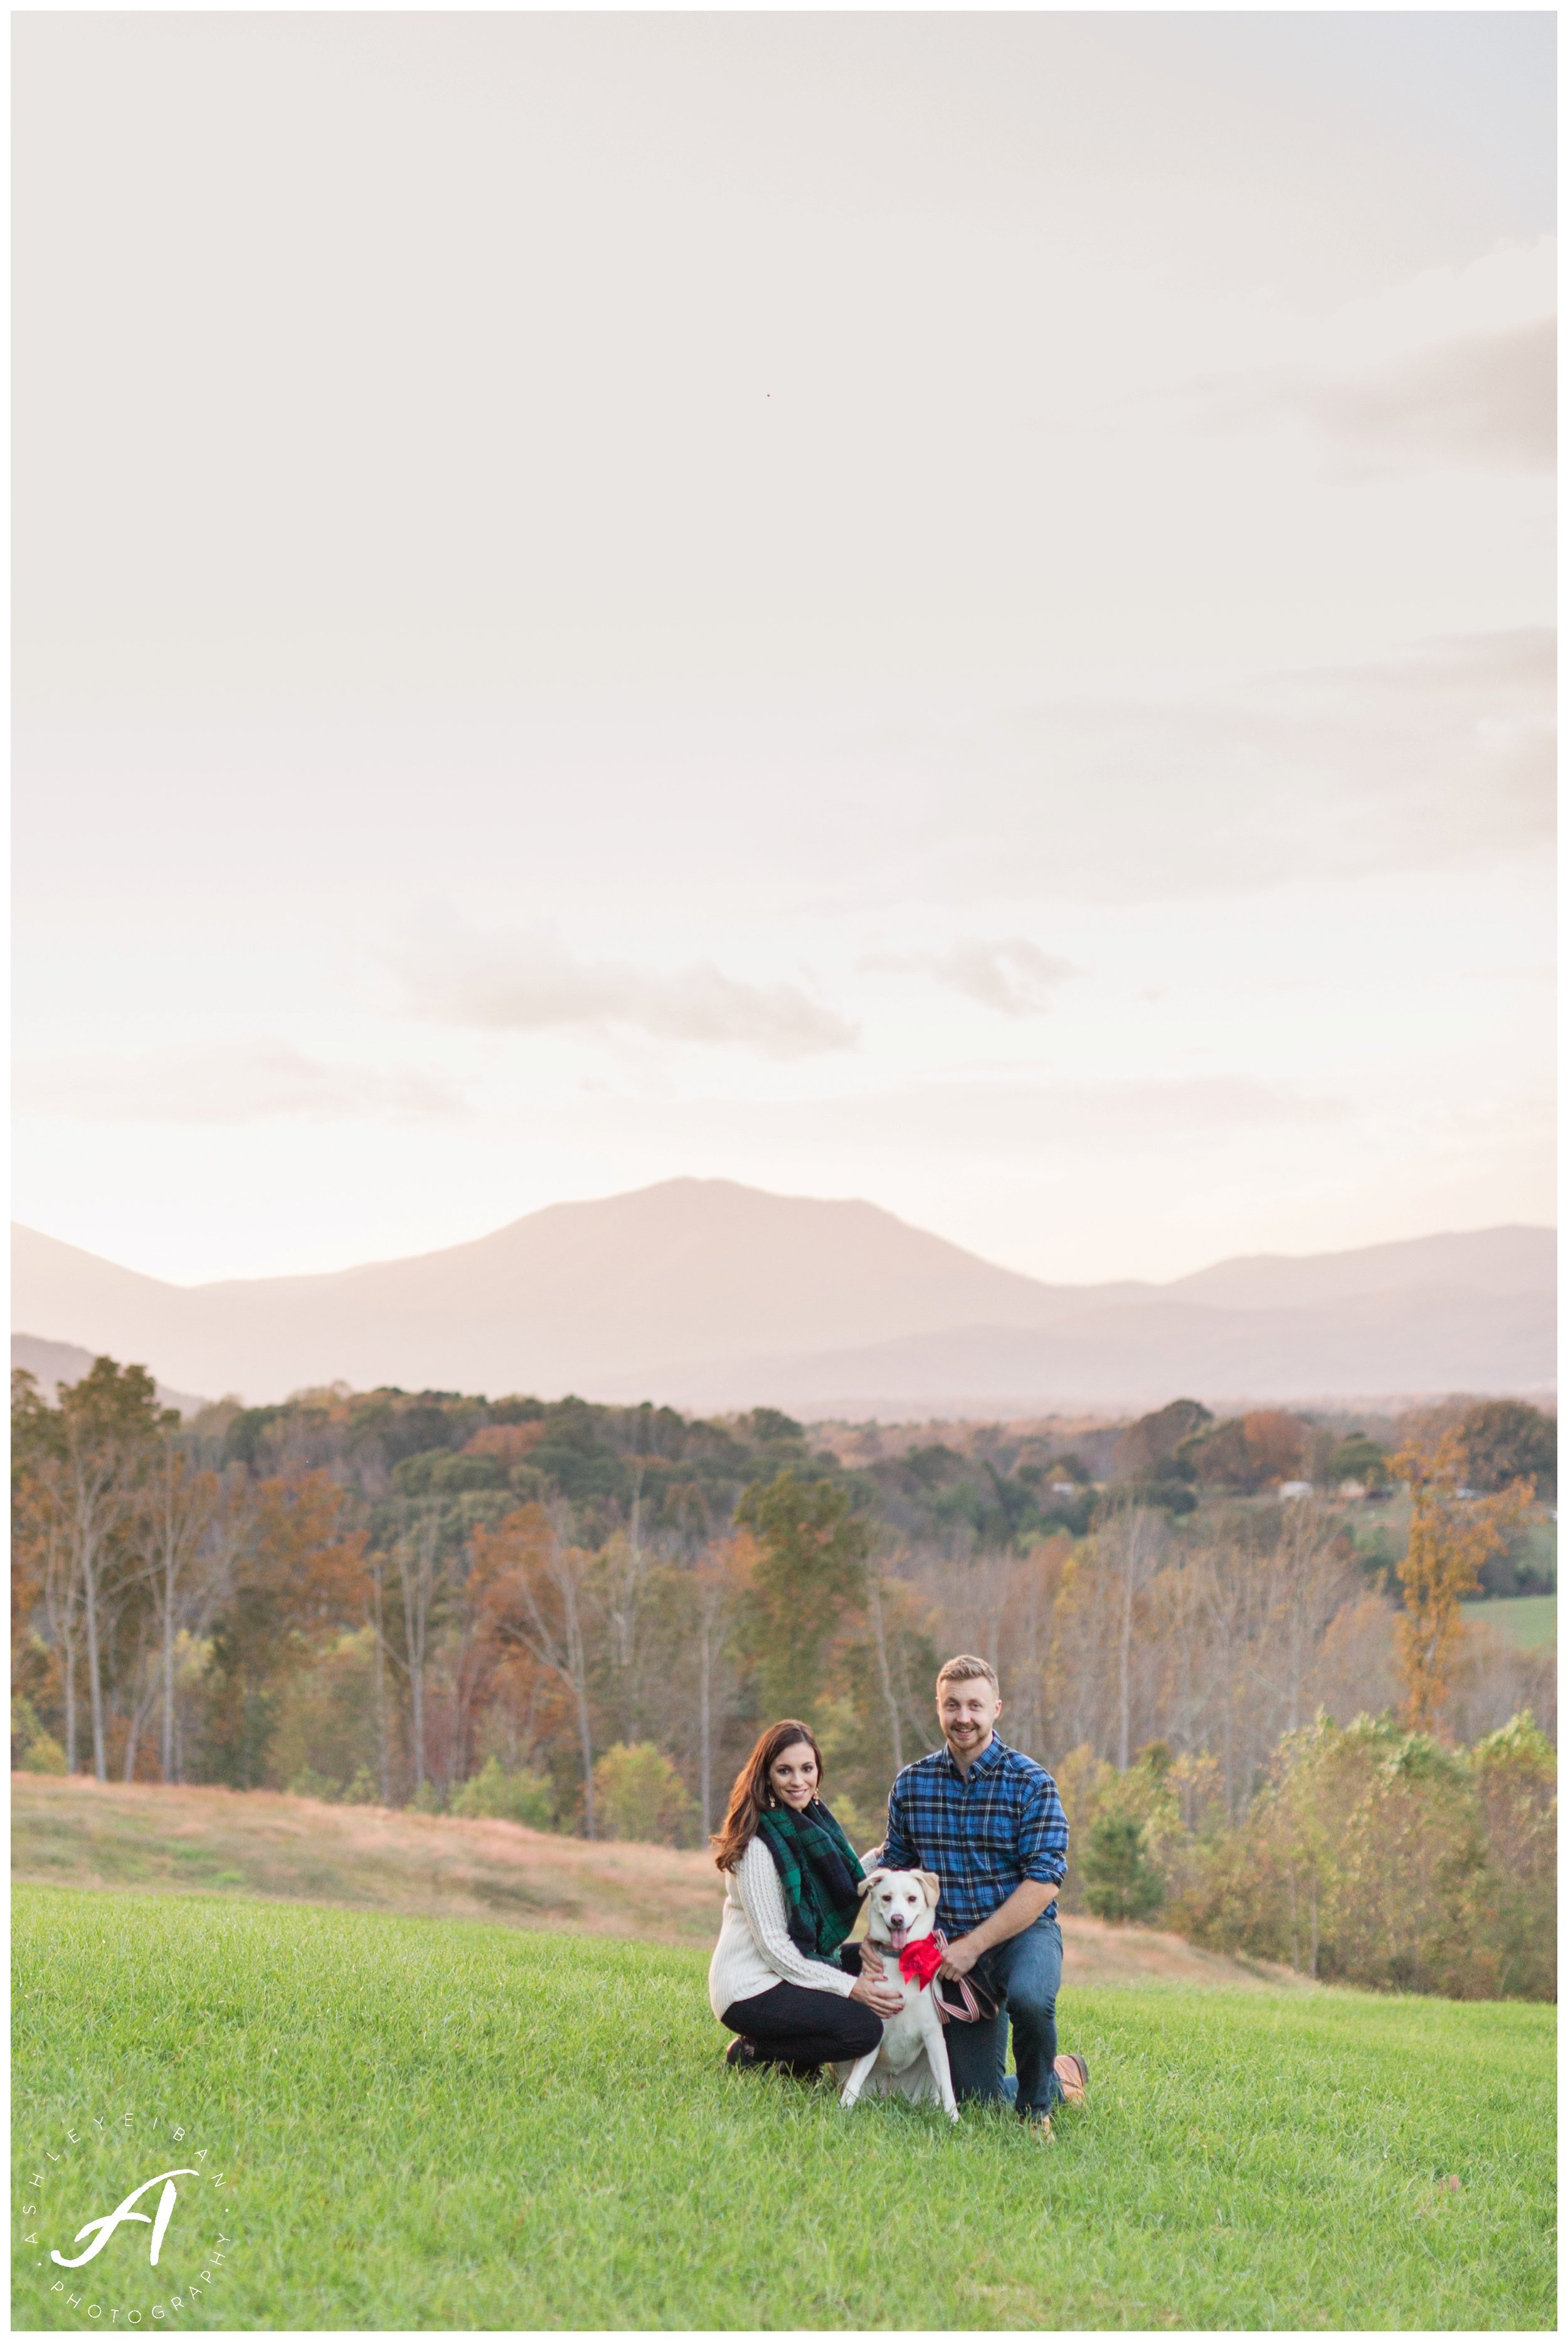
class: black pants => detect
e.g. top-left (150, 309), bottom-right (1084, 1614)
top-left (721, 1980), bottom-right (882, 2075)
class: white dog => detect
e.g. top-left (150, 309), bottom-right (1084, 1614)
top-left (835, 1867), bottom-right (959, 2122)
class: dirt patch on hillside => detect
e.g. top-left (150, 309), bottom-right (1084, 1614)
top-left (12, 1774), bottom-right (1305, 1986)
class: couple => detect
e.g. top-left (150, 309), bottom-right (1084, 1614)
top-left (707, 1654), bottom-right (1087, 2135)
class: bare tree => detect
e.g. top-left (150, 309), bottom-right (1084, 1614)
top-left (120, 1611), bottom-right (160, 1782)
top-left (1269, 1501), bottom-right (1359, 1737)
top-left (42, 1429), bottom-right (139, 1783)
top-left (496, 1504), bottom-right (601, 1836)
top-left (13, 1361), bottom-right (172, 1783)
top-left (600, 1486), bottom-right (657, 1747)
top-left (1194, 1524), bottom-right (1285, 1816)
top-left (137, 1441), bottom-right (241, 1783)
top-left (1098, 1503), bottom-right (1166, 1769)
top-left (866, 1576), bottom-right (905, 1775)
top-left (691, 1549), bottom-right (740, 1841)
top-left (369, 1551), bottom-right (391, 1802)
top-left (385, 1500), bottom-right (447, 1796)
top-left (29, 1493), bottom-right (83, 1773)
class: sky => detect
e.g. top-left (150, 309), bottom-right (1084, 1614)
top-left (13, 12), bottom-right (1556, 1290)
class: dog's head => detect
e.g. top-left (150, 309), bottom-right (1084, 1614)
top-left (857, 1866), bottom-right (940, 1951)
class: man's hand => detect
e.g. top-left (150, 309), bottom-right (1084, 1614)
top-left (938, 1932), bottom-right (983, 1981)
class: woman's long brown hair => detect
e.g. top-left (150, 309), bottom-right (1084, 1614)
top-left (711, 1719), bottom-right (825, 1871)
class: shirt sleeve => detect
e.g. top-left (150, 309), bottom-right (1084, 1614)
top-left (1017, 1768), bottom-right (1070, 1887)
top-left (878, 1767), bottom-right (919, 1875)
top-left (734, 1840), bottom-right (858, 1996)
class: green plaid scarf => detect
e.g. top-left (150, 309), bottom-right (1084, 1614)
top-left (753, 1799), bottom-right (866, 1964)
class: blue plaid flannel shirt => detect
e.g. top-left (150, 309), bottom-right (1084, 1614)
top-left (879, 1734), bottom-right (1069, 1935)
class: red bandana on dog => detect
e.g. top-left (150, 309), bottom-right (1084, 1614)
top-left (897, 1936), bottom-right (945, 1991)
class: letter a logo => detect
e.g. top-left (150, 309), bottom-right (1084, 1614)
top-left (51, 2170), bottom-right (198, 2269)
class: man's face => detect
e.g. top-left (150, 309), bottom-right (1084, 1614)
top-left (938, 1674), bottom-right (1002, 1757)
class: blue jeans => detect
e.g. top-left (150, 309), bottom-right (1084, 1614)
top-left (942, 1912), bottom-right (1062, 2120)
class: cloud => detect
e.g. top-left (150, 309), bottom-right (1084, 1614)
top-left (861, 938), bottom-right (1081, 1014)
top-left (1196, 319), bottom-right (1555, 472)
top-left (824, 1075), bottom-right (1349, 1151)
top-left (391, 922), bottom-right (856, 1058)
top-left (15, 1041), bottom-right (466, 1126)
top-left (901, 629), bottom-right (1554, 906)
top-left (519, 1073), bottom-right (1350, 1157)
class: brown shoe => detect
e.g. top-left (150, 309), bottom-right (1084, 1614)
top-left (1054, 2052), bottom-right (1089, 2105)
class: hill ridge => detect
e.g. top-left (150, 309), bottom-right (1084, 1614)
top-left (11, 1184), bottom-right (1555, 1412)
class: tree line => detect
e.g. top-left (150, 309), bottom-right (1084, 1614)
top-left (11, 1360), bottom-right (1555, 1996)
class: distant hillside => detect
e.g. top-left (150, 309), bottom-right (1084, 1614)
top-left (11, 1183), bottom-right (1555, 1412)
top-left (11, 1332), bottom-right (208, 1419)
top-left (607, 1287), bottom-right (1555, 1415)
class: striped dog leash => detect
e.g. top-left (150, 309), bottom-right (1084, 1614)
top-left (931, 1930), bottom-right (997, 2023)
top-left (896, 1927), bottom-right (993, 2023)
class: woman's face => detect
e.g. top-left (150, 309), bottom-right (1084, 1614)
top-left (768, 1740), bottom-right (819, 1812)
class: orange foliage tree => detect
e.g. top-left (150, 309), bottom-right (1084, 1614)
top-left (469, 1504), bottom-right (603, 1834)
top-left (204, 1471), bottom-right (368, 1788)
top-left (1392, 1429), bottom-right (1534, 1734)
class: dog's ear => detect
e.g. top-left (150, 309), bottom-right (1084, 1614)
top-left (857, 1867), bottom-right (886, 1901)
top-left (918, 1870), bottom-right (941, 1909)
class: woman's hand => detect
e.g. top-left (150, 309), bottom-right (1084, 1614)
top-left (849, 1972), bottom-right (905, 2018)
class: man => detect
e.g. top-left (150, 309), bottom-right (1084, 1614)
top-left (865, 1654), bottom-right (1086, 2136)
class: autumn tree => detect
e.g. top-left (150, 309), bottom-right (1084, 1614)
top-left (1181, 1419), bottom-right (1252, 1490)
top-left (1174, 1708), bottom-right (1555, 1999)
top-left (1458, 1400), bottom-right (1555, 1502)
top-left (203, 1470), bottom-right (367, 1787)
top-left (1181, 1411), bottom-right (1307, 1493)
top-left (592, 1740), bottom-right (695, 1845)
top-left (1113, 1399), bottom-right (1212, 1478)
top-left (1392, 1429), bottom-right (1534, 1733)
top-left (733, 1470), bottom-right (871, 1722)
top-left (813, 1563), bottom-right (942, 1838)
top-left (1242, 1411), bottom-right (1309, 1487)
top-left (1324, 1432), bottom-right (1391, 1491)
top-left (470, 1504), bottom-right (602, 1834)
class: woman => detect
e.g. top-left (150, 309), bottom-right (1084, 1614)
top-left (709, 1719), bottom-right (904, 2075)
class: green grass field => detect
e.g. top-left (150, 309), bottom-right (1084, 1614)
top-left (13, 1886), bottom-right (1555, 2331)
top-left (1458, 1592), bottom-right (1557, 1649)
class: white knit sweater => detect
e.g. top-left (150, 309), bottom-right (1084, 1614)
top-left (707, 1836), bottom-right (860, 2020)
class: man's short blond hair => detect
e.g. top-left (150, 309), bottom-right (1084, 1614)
top-left (936, 1654), bottom-right (999, 1697)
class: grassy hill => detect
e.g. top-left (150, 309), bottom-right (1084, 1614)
top-left (11, 1775), bottom-right (1293, 1988)
top-left (13, 1885), bottom-right (1554, 2330)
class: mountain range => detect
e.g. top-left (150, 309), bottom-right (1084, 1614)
top-left (11, 1180), bottom-right (1555, 1415)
